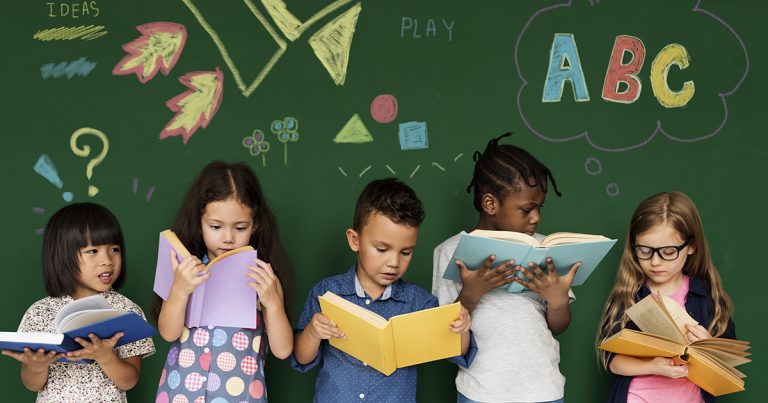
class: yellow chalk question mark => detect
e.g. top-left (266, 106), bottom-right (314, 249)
top-left (70, 127), bottom-right (109, 197)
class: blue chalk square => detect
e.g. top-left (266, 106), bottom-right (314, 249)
top-left (398, 121), bottom-right (429, 150)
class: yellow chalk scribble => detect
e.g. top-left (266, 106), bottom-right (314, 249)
top-left (33, 25), bottom-right (107, 41)
top-left (309, 2), bottom-right (361, 86)
top-left (260, 0), bottom-right (353, 41)
top-left (333, 113), bottom-right (373, 144)
top-left (183, 0), bottom-right (286, 98)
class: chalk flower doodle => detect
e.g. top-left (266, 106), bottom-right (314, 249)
top-left (112, 22), bottom-right (187, 83)
top-left (515, 0), bottom-right (750, 152)
top-left (243, 129), bottom-right (271, 167)
top-left (271, 117), bottom-right (299, 165)
top-left (160, 68), bottom-right (224, 144)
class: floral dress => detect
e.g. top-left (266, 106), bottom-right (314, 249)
top-left (155, 310), bottom-right (267, 403)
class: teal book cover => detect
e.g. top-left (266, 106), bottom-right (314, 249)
top-left (442, 231), bottom-right (617, 292)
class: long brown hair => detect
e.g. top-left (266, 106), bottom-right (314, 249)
top-left (152, 161), bottom-right (294, 320)
top-left (596, 191), bottom-right (733, 369)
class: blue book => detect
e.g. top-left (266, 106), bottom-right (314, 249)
top-left (442, 230), bottom-right (617, 292)
top-left (0, 295), bottom-right (156, 361)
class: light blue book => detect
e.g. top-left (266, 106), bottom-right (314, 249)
top-left (442, 230), bottom-right (617, 292)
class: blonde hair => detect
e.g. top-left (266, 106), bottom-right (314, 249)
top-left (596, 191), bottom-right (733, 369)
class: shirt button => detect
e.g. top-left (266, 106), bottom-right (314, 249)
top-left (365, 299), bottom-right (371, 305)
top-left (359, 393), bottom-right (365, 399)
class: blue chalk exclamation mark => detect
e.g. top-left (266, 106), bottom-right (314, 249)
top-left (33, 154), bottom-right (73, 202)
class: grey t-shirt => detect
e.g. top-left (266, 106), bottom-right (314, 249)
top-left (432, 232), bottom-right (573, 402)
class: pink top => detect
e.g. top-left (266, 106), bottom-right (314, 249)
top-left (627, 275), bottom-right (703, 403)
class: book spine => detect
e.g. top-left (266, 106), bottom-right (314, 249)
top-left (382, 324), bottom-right (396, 375)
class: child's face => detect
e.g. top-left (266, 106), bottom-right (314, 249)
top-left (485, 184), bottom-right (546, 235)
top-left (73, 243), bottom-right (122, 299)
top-left (347, 212), bottom-right (418, 299)
top-left (201, 198), bottom-right (255, 259)
top-left (634, 223), bottom-right (694, 293)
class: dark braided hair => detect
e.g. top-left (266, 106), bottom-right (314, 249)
top-left (467, 132), bottom-right (561, 212)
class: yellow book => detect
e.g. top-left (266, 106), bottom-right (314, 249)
top-left (318, 291), bottom-right (461, 376)
top-left (599, 294), bottom-right (751, 396)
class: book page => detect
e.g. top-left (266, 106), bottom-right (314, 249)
top-left (469, 229), bottom-right (539, 246)
top-left (54, 294), bottom-right (111, 328)
top-left (625, 294), bottom-right (686, 344)
top-left (541, 232), bottom-right (610, 246)
top-left (656, 294), bottom-right (698, 335)
top-left (57, 310), bottom-right (128, 333)
top-left (691, 345), bottom-right (752, 367)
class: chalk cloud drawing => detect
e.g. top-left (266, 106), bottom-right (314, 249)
top-left (160, 68), bottom-right (224, 144)
top-left (34, 25), bottom-right (107, 41)
top-left (270, 117), bottom-right (299, 165)
top-left (34, 154), bottom-right (73, 202)
top-left (515, 0), bottom-right (750, 152)
top-left (41, 57), bottom-right (97, 79)
top-left (183, 0), bottom-right (361, 97)
top-left (370, 94), bottom-right (399, 124)
top-left (70, 127), bottom-right (109, 197)
top-left (112, 22), bottom-right (187, 83)
top-left (308, 2), bottom-right (362, 86)
top-left (333, 114), bottom-right (373, 144)
top-left (243, 130), bottom-right (271, 167)
top-left (398, 121), bottom-right (429, 150)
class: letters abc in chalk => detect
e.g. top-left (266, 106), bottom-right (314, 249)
top-left (542, 34), bottom-right (694, 109)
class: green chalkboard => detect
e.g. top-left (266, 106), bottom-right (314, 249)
top-left (1, 1), bottom-right (764, 401)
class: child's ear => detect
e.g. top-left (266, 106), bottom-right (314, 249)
top-left (481, 193), bottom-right (499, 215)
top-left (346, 228), bottom-right (360, 252)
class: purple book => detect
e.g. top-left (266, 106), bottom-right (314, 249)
top-left (153, 230), bottom-right (259, 329)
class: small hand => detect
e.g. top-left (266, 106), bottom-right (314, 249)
top-left (170, 250), bottom-right (210, 296)
top-left (65, 332), bottom-right (122, 364)
top-left (308, 313), bottom-right (345, 341)
top-left (513, 258), bottom-right (579, 305)
top-left (685, 323), bottom-right (711, 343)
top-left (246, 258), bottom-right (284, 309)
top-left (649, 356), bottom-right (688, 378)
top-left (457, 255), bottom-right (516, 298)
top-left (2, 347), bottom-right (63, 368)
top-left (449, 306), bottom-right (471, 334)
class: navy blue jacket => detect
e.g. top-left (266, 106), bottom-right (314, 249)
top-left (605, 276), bottom-right (736, 403)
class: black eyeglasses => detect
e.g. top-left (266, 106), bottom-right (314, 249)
top-left (633, 239), bottom-right (691, 261)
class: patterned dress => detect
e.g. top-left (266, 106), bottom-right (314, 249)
top-left (155, 310), bottom-right (267, 403)
top-left (17, 290), bottom-right (156, 403)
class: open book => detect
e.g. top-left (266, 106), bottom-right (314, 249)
top-left (153, 229), bottom-right (259, 329)
top-left (318, 291), bottom-right (461, 376)
top-left (599, 293), bottom-right (751, 396)
top-left (443, 230), bottom-right (617, 292)
top-left (0, 295), bottom-right (155, 362)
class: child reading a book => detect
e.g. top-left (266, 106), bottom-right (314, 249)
top-left (154, 161), bottom-right (294, 402)
top-left (292, 178), bottom-right (475, 402)
top-left (596, 191), bottom-right (737, 403)
top-left (1, 203), bottom-right (155, 402)
top-left (432, 132), bottom-right (578, 403)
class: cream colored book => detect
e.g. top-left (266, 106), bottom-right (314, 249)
top-left (318, 291), bottom-right (461, 376)
top-left (599, 294), bottom-right (751, 396)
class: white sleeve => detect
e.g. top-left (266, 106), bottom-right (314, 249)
top-left (432, 241), bottom-right (461, 306)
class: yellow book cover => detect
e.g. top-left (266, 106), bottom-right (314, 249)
top-left (318, 291), bottom-right (461, 376)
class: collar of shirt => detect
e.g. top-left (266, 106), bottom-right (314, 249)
top-left (335, 266), bottom-right (409, 303)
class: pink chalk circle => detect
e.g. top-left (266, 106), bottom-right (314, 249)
top-left (370, 94), bottom-right (398, 123)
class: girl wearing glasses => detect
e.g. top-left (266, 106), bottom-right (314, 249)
top-left (596, 191), bottom-right (735, 403)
